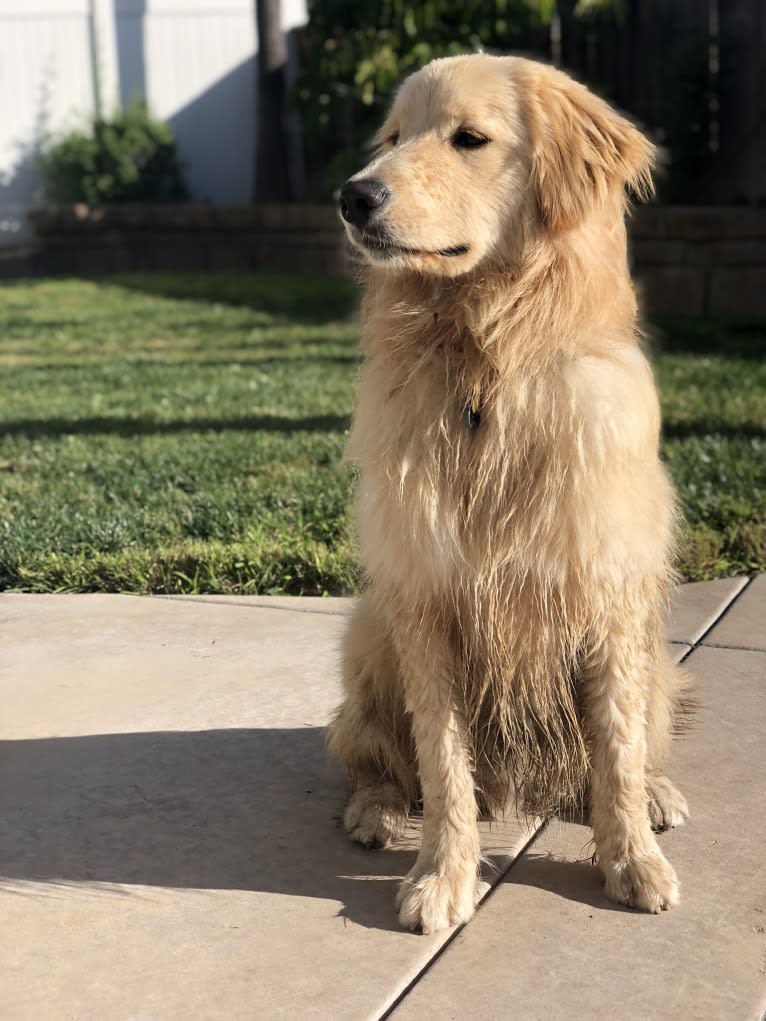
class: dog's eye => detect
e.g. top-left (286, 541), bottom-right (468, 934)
top-left (388, 132), bottom-right (399, 146)
top-left (452, 129), bottom-right (490, 150)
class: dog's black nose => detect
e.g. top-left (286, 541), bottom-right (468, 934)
top-left (339, 179), bottom-right (390, 229)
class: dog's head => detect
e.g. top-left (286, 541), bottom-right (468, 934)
top-left (339, 54), bottom-right (654, 277)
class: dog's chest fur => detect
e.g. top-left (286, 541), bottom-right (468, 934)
top-left (348, 317), bottom-right (567, 601)
top-left (347, 281), bottom-right (673, 613)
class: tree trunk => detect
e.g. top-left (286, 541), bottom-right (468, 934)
top-left (254, 0), bottom-right (291, 201)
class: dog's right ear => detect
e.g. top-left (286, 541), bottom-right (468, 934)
top-left (517, 61), bottom-right (655, 231)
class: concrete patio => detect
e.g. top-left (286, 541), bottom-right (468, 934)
top-left (1, 577), bottom-right (764, 1021)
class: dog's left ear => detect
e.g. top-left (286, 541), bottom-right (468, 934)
top-left (519, 62), bottom-right (655, 231)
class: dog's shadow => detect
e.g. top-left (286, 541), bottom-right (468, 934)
top-left (506, 851), bottom-right (626, 912)
top-left (0, 727), bottom-right (425, 931)
top-left (0, 727), bottom-right (620, 929)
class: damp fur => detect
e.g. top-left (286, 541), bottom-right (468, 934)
top-left (326, 54), bottom-right (690, 931)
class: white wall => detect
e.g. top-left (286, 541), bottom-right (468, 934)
top-left (0, 0), bottom-right (307, 246)
top-left (0, 1), bottom-right (95, 245)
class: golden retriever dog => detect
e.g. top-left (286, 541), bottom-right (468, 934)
top-left (327, 53), bottom-right (689, 934)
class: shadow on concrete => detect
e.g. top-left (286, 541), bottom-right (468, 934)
top-left (503, 852), bottom-right (627, 913)
top-left (0, 727), bottom-right (418, 932)
top-left (0, 724), bottom-right (621, 930)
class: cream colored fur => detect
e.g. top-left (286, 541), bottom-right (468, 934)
top-left (327, 54), bottom-right (689, 933)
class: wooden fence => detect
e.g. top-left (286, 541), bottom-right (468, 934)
top-left (520, 0), bottom-right (765, 205)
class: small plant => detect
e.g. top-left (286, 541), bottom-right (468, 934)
top-left (39, 98), bottom-right (188, 205)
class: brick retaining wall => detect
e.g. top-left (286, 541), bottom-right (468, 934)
top-left (630, 207), bottom-right (766, 317)
top-left (3, 203), bottom-right (765, 316)
top-left (24, 204), bottom-right (347, 278)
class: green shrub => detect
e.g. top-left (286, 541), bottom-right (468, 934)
top-left (296, 1), bottom-right (632, 194)
top-left (296, 0), bottom-right (547, 192)
top-left (39, 99), bottom-right (188, 205)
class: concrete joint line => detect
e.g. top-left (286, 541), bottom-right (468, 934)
top-left (375, 819), bottom-right (548, 1021)
top-left (679, 575), bottom-right (753, 663)
top-left (159, 594), bottom-right (345, 616)
top-left (700, 641), bottom-right (766, 654)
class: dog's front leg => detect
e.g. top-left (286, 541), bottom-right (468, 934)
top-left (584, 610), bottom-right (680, 913)
top-left (394, 623), bottom-right (480, 933)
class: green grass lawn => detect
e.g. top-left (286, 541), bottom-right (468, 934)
top-left (0, 273), bottom-right (764, 593)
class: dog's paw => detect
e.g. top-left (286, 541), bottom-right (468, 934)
top-left (646, 772), bottom-right (689, 832)
top-left (602, 848), bottom-right (680, 913)
top-left (395, 867), bottom-right (478, 934)
top-left (343, 784), bottom-right (408, 849)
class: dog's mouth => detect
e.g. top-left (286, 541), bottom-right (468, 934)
top-left (354, 229), bottom-right (469, 260)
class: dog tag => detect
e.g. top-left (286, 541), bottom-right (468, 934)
top-left (464, 404), bottom-right (481, 429)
